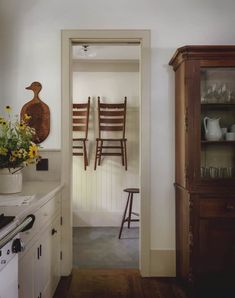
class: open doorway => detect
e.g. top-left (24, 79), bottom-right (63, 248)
top-left (61, 30), bottom-right (150, 276)
top-left (71, 43), bottom-right (140, 268)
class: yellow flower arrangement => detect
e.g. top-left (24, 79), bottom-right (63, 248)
top-left (0, 106), bottom-right (41, 170)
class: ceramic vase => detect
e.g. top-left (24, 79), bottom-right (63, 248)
top-left (0, 168), bottom-right (23, 194)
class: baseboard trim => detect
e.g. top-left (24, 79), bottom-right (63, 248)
top-left (150, 249), bottom-right (176, 277)
top-left (73, 211), bottom-right (139, 227)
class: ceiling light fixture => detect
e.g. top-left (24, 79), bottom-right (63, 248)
top-left (78, 44), bottom-right (96, 58)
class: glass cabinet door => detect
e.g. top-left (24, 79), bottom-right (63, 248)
top-left (200, 67), bottom-right (235, 179)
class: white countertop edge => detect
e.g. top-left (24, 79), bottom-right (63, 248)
top-left (0, 181), bottom-right (64, 240)
top-left (14, 182), bottom-right (64, 220)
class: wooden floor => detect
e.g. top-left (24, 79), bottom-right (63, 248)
top-left (53, 268), bottom-right (189, 298)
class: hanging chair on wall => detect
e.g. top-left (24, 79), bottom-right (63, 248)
top-left (94, 96), bottom-right (127, 171)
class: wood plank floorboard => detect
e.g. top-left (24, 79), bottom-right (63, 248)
top-left (53, 268), bottom-right (190, 298)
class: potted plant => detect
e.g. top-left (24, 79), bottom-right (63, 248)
top-left (0, 106), bottom-right (40, 194)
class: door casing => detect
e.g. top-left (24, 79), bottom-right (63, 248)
top-left (61, 29), bottom-right (151, 276)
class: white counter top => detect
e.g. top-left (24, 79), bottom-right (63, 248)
top-left (0, 181), bottom-right (63, 239)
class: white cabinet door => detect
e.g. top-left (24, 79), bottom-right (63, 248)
top-left (50, 215), bottom-right (61, 293)
top-left (19, 241), bottom-right (38, 298)
top-left (19, 228), bottom-right (51, 298)
top-left (40, 215), bottom-right (61, 298)
top-left (38, 227), bottom-right (52, 298)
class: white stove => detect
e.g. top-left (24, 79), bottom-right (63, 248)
top-left (0, 215), bottom-right (18, 298)
top-left (0, 214), bottom-right (35, 298)
top-left (0, 236), bottom-right (19, 298)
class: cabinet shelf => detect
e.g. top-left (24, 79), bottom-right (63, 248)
top-left (201, 177), bottom-right (234, 181)
top-left (201, 140), bottom-right (235, 144)
top-left (201, 103), bottom-right (235, 110)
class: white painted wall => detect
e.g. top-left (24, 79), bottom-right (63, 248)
top-left (1, 0), bottom-right (235, 251)
top-left (72, 63), bottom-right (140, 226)
top-left (23, 150), bottom-right (62, 182)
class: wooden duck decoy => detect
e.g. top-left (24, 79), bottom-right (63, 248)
top-left (20, 81), bottom-right (50, 144)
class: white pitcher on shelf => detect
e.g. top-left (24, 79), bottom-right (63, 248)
top-left (203, 117), bottom-right (222, 141)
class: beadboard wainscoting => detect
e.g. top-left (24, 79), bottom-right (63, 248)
top-left (72, 107), bottom-right (140, 227)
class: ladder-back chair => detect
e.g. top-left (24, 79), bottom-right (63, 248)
top-left (72, 97), bottom-right (90, 170)
top-left (94, 96), bottom-right (127, 170)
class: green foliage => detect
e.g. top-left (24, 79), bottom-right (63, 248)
top-left (0, 108), bottom-right (40, 169)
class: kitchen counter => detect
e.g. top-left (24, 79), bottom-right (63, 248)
top-left (0, 181), bottom-right (63, 240)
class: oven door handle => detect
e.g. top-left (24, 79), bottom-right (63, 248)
top-left (0, 215), bottom-right (35, 250)
top-left (21, 215), bottom-right (35, 232)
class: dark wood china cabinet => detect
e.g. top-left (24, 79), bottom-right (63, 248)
top-left (169, 46), bottom-right (235, 289)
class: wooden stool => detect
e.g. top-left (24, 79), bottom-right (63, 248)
top-left (118, 188), bottom-right (140, 239)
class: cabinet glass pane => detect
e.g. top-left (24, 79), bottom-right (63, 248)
top-left (200, 67), bottom-right (235, 179)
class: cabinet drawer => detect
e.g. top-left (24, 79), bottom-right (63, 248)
top-left (39, 193), bottom-right (61, 224)
top-left (200, 198), bottom-right (235, 218)
top-left (21, 193), bottom-right (61, 246)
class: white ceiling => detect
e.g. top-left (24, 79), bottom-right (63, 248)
top-left (72, 44), bottom-right (140, 60)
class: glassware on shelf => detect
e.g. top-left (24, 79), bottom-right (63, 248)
top-left (201, 82), bottom-right (234, 104)
top-left (201, 166), bottom-right (234, 178)
top-left (221, 127), bottom-right (228, 139)
top-left (230, 124), bottom-right (235, 132)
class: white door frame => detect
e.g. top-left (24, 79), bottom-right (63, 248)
top-left (61, 29), bottom-right (151, 276)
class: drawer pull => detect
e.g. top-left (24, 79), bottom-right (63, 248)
top-left (225, 204), bottom-right (235, 212)
top-left (51, 228), bottom-right (57, 235)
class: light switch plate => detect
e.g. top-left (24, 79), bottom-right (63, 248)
top-left (36, 158), bottom-right (49, 171)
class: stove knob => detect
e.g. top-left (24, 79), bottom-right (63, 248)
top-left (12, 238), bottom-right (25, 253)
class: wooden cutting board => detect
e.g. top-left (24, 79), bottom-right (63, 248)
top-left (20, 82), bottom-right (50, 144)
